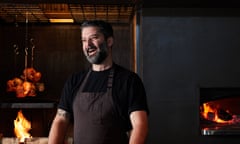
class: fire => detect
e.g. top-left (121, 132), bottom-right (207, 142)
top-left (201, 103), bottom-right (232, 124)
top-left (14, 110), bottom-right (32, 142)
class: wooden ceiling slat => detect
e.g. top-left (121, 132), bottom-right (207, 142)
top-left (0, 2), bottom-right (140, 24)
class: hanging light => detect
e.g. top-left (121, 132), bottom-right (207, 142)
top-left (49, 19), bottom-right (74, 23)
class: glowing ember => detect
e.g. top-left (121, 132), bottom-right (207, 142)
top-left (14, 110), bottom-right (32, 142)
top-left (200, 102), bottom-right (240, 124)
top-left (201, 103), bottom-right (231, 123)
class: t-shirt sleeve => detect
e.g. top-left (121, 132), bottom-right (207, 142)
top-left (58, 73), bottom-right (80, 120)
top-left (128, 73), bottom-right (149, 115)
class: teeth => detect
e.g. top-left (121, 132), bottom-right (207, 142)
top-left (87, 48), bottom-right (96, 56)
top-left (87, 47), bottom-right (96, 52)
top-left (88, 49), bottom-right (94, 52)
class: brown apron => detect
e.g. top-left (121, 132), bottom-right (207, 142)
top-left (73, 68), bottom-right (129, 144)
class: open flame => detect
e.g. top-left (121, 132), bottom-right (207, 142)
top-left (200, 102), bottom-right (240, 124)
top-left (14, 110), bottom-right (32, 142)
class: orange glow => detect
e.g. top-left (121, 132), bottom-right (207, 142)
top-left (201, 103), bottom-right (231, 124)
top-left (7, 67), bottom-right (44, 98)
top-left (14, 110), bottom-right (32, 142)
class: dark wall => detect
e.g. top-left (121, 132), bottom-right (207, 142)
top-left (142, 8), bottom-right (240, 144)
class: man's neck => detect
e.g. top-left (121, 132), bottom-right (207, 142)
top-left (92, 60), bottom-right (113, 71)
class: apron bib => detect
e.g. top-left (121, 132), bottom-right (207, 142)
top-left (73, 68), bottom-right (128, 144)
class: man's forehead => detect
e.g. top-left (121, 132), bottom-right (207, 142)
top-left (82, 26), bottom-right (99, 32)
top-left (81, 27), bottom-right (102, 37)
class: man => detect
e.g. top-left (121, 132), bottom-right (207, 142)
top-left (48, 20), bottom-right (149, 144)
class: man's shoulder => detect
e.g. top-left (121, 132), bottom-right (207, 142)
top-left (114, 64), bottom-right (141, 81)
top-left (114, 64), bottom-right (134, 75)
top-left (72, 69), bottom-right (89, 78)
top-left (66, 69), bottom-right (89, 85)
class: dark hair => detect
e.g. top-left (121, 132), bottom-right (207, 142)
top-left (81, 20), bottom-right (114, 39)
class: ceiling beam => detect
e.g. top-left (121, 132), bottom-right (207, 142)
top-left (0, 0), bottom-right (140, 5)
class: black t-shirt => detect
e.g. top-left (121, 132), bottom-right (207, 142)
top-left (58, 63), bottom-right (149, 131)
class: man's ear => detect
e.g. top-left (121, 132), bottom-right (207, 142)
top-left (107, 37), bottom-right (114, 47)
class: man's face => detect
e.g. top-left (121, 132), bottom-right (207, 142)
top-left (81, 26), bottom-right (108, 64)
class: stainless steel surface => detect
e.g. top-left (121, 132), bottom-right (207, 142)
top-left (202, 124), bottom-right (240, 135)
top-left (0, 97), bottom-right (57, 108)
top-left (0, 102), bottom-right (56, 108)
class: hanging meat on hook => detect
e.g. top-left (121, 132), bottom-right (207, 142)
top-left (22, 67), bottom-right (42, 82)
top-left (7, 40), bottom-right (44, 98)
top-left (7, 77), bottom-right (23, 92)
top-left (7, 67), bottom-right (43, 98)
top-left (7, 14), bottom-right (45, 98)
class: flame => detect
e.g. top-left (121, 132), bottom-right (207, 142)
top-left (201, 103), bottom-right (231, 124)
top-left (14, 110), bottom-right (32, 142)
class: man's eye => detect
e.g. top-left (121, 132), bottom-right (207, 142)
top-left (90, 36), bottom-right (98, 40)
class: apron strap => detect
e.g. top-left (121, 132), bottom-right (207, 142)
top-left (107, 67), bottom-right (114, 88)
top-left (78, 69), bottom-right (92, 92)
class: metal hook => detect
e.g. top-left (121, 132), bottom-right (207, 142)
top-left (13, 44), bottom-right (19, 55)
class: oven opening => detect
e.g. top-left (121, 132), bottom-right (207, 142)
top-left (200, 87), bottom-right (240, 135)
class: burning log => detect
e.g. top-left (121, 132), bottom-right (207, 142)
top-left (217, 108), bottom-right (233, 121)
top-left (200, 102), bottom-right (240, 124)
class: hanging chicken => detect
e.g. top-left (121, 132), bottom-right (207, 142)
top-left (7, 67), bottom-right (44, 98)
top-left (7, 37), bottom-right (44, 98)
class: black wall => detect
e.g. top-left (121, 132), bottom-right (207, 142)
top-left (142, 8), bottom-right (240, 144)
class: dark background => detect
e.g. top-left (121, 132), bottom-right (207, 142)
top-left (0, 23), bottom-right (131, 99)
top-left (141, 8), bottom-right (240, 144)
top-left (1, 6), bottom-right (240, 144)
top-left (0, 23), bottom-right (131, 137)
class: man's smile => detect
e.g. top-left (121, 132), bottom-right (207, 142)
top-left (87, 47), bottom-right (97, 56)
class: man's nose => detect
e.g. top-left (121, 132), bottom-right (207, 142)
top-left (86, 39), bottom-right (94, 47)
top-left (87, 38), bottom-right (93, 44)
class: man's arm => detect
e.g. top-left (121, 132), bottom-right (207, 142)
top-left (129, 110), bottom-right (148, 144)
top-left (48, 109), bottom-right (71, 144)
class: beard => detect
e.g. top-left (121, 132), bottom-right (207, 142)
top-left (84, 41), bottom-right (108, 64)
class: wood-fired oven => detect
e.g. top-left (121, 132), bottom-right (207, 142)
top-left (200, 87), bottom-right (240, 135)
